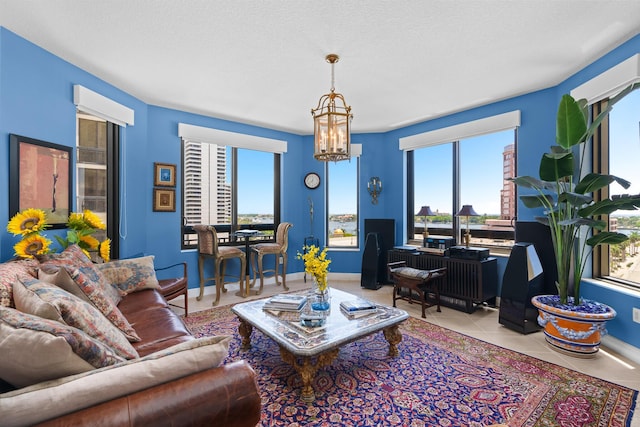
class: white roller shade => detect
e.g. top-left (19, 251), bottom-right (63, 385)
top-left (73, 85), bottom-right (134, 126)
top-left (571, 54), bottom-right (640, 104)
top-left (399, 110), bottom-right (521, 151)
top-left (351, 143), bottom-right (362, 157)
top-left (178, 123), bottom-right (287, 153)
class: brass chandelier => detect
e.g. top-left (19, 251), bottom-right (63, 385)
top-left (311, 54), bottom-right (353, 162)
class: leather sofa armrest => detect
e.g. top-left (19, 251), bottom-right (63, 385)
top-left (35, 361), bottom-right (261, 427)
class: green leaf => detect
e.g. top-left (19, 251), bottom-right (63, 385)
top-left (539, 151), bottom-right (573, 182)
top-left (556, 94), bottom-right (587, 149)
top-left (520, 194), bottom-right (553, 209)
top-left (578, 195), bottom-right (640, 217)
top-left (54, 235), bottom-right (68, 249)
top-left (586, 232), bottom-right (629, 247)
top-left (509, 176), bottom-right (546, 189)
top-left (574, 173), bottom-right (630, 194)
top-left (558, 191), bottom-right (591, 206)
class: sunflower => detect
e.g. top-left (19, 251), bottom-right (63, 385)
top-left (79, 248), bottom-right (92, 259)
top-left (66, 212), bottom-right (87, 230)
top-left (99, 239), bottom-right (111, 262)
top-left (7, 208), bottom-right (49, 236)
top-left (79, 234), bottom-right (100, 250)
top-left (14, 234), bottom-right (52, 258)
top-left (82, 210), bottom-right (106, 230)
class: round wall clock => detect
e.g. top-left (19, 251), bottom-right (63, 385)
top-left (304, 172), bottom-right (321, 190)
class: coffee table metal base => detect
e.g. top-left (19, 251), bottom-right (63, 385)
top-left (280, 347), bottom-right (340, 402)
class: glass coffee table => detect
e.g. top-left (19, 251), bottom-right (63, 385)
top-left (231, 288), bottom-right (409, 402)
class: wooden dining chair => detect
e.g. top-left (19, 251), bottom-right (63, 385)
top-left (193, 224), bottom-right (246, 306)
top-left (250, 222), bottom-right (293, 294)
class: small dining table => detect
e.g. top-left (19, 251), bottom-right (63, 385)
top-left (233, 230), bottom-right (269, 298)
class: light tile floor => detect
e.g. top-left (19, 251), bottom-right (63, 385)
top-left (170, 276), bottom-right (640, 394)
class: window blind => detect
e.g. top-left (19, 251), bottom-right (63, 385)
top-left (399, 110), bottom-right (520, 151)
top-left (178, 123), bottom-right (287, 153)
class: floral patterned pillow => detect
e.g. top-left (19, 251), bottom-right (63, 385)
top-left (0, 259), bottom-right (39, 308)
top-left (13, 277), bottom-right (139, 359)
top-left (96, 256), bottom-right (160, 295)
top-left (70, 266), bottom-right (141, 342)
top-left (39, 244), bottom-right (122, 305)
top-left (0, 306), bottom-right (125, 388)
top-left (38, 245), bottom-right (140, 342)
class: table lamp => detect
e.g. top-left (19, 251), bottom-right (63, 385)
top-left (416, 206), bottom-right (435, 238)
top-left (456, 204), bottom-right (479, 247)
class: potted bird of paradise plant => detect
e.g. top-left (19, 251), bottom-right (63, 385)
top-left (510, 83), bottom-right (640, 355)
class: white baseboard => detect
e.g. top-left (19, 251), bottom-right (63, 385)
top-left (602, 335), bottom-right (640, 365)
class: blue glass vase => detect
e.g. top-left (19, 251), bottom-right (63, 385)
top-left (311, 281), bottom-right (330, 311)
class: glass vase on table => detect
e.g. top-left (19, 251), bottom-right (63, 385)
top-left (311, 279), bottom-right (330, 311)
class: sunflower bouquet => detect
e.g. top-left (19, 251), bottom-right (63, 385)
top-left (297, 245), bottom-right (331, 291)
top-left (6, 208), bottom-right (52, 259)
top-left (7, 208), bottom-right (111, 261)
top-left (56, 210), bottom-right (111, 262)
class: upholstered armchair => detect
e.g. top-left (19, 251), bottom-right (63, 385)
top-left (250, 222), bottom-right (293, 294)
top-left (193, 225), bottom-right (246, 306)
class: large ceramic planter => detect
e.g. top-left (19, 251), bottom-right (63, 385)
top-left (531, 295), bottom-right (616, 357)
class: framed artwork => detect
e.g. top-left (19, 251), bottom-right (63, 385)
top-left (154, 162), bottom-right (176, 187)
top-left (9, 134), bottom-right (73, 228)
top-left (153, 188), bottom-right (176, 212)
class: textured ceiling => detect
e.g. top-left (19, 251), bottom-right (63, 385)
top-left (1, 0), bottom-right (640, 134)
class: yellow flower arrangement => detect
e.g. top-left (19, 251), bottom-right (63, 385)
top-left (7, 208), bottom-right (110, 262)
top-left (56, 210), bottom-right (111, 262)
top-left (297, 245), bottom-right (331, 291)
top-left (6, 209), bottom-right (52, 258)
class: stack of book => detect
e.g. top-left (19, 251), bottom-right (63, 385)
top-left (340, 298), bottom-right (378, 318)
top-left (262, 294), bottom-right (308, 312)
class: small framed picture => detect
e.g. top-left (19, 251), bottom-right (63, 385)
top-left (153, 188), bottom-right (176, 212)
top-left (154, 162), bottom-right (176, 187)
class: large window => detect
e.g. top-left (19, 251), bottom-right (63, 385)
top-left (76, 113), bottom-right (120, 258)
top-left (182, 140), bottom-right (280, 248)
top-left (327, 158), bottom-right (359, 247)
top-left (412, 143), bottom-right (453, 239)
top-left (409, 129), bottom-right (516, 251)
top-left (594, 89), bottom-right (640, 288)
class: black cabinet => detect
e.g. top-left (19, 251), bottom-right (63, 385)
top-left (388, 250), bottom-right (498, 313)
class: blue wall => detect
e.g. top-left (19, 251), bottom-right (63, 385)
top-left (1, 26), bottom-right (639, 348)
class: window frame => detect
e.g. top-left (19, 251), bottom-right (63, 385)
top-left (180, 140), bottom-right (281, 250)
top-left (325, 156), bottom-right (360, 249)
top-left (591, 97), bottom-right (640, 291)
top-left (406, 130), bottom-right (518, 253)
top-left (75, 113), bottom-right (120, 259)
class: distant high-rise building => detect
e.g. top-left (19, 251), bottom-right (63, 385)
top-left (501, 144), bottom-right (516, 220)
top-left (183, 140), bottom-right (231, 228)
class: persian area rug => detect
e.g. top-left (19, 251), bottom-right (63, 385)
top-left (183, 305), bottom-right (638, 427)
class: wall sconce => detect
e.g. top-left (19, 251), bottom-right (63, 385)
top-left (416, 206), bottom-right (436, 238)
top-left (367, 177), bottom-right (382, 205)
top-left (456, 204), bottom-right (479, 247)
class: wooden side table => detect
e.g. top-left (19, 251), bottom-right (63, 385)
top-left (388, 261), bottom-right (446, 318)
